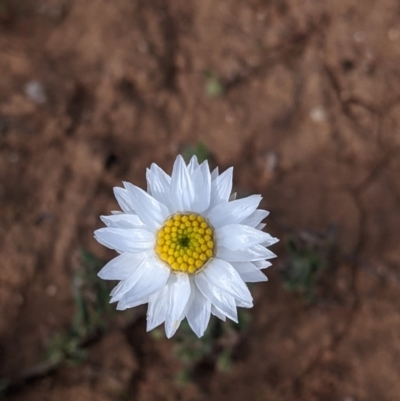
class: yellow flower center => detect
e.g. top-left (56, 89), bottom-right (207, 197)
top-left (155, 213), bottom-right (215, 274)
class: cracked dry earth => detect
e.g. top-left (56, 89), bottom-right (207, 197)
top-left (1, 0), bottom-right (400, 400)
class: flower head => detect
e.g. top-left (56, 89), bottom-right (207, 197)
top-left (94, 155), bottom-right (278, 338)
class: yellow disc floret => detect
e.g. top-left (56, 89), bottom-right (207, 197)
top-left (155, 213), bottom-right (215, 274)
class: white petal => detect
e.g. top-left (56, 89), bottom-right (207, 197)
top-left (235, 298), bottom-right (253, 307)
top-left (186, 282), bottom-right (211, 338)
top-left (110, 272), bottom-right (142, 303)
top-left (254, 260), bottom-right (272, 269)
top-left (187, 155), bottom-right (199, 174)
top-left (211, 167), bottom-right (219, 181)
top-left (201, 258), bottom-right (253, 305)
top-left (209, 167), bottom-right (233, 209)
top-left (196, 273), bottom-right (238, 322)
top-left (123, 182), bottom-right (170, 232)
top-left (190, 161), bottom-right (211, 213)
top-left (110, 280), bottom-right (124, 298)
top-left (146, 163), bottom-right (171, 205)
top-left (164, 274), bottom-right (191, 338)
top-left (121, 298), bottom-right (148, 309)
top-left (94, 227), bottom-right (154, 253)
top-left (206, 195), bottom-right (262, 228)
top-left (261, 234), bottom-right (279, 247)
top-left (114, 187), bottom-right (134, 213)
top-left (211, 305), bottom-right (226, 321)
top-left (169, 155), bottom-right (195, 213)
top-left (98, 252), bottom-right (147, 280)
top-left (241, 209), bottom-right (270, 228)
top-left (256, 223), bottom-right (266, 230)
top-left (116, 257), bottom-right (170, 310)
top-left (230, 262), bottom-right (268, 282)
top-left (100, 214), bottom-right (144, 229)
top-left (215, 224), bottom-right (273, 250)
top-left (230, 261), bottom-right (260, 274)
top-left (261, 238), bottom-right (279, 247)
top-left (240, 270), bottom-right (268, 282)
top-left (229, 192), bottom-right (237, 201)
top-left (147, 286), bottom-right (169, 331)
top-left (216, 244), bottom-right (277, 262)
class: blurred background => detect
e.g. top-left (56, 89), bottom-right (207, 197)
top-left (1, 0), bottom-right (400, 400)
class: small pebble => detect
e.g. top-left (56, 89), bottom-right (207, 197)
top-left (310, 106), bottom-right (326, 122)
top-left (264, 151), bottom-right (278, 173)
top-left (25, 80), bottom-right (47, 104)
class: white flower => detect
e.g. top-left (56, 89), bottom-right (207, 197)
top-left (94, 155), bottom-right (278, 338)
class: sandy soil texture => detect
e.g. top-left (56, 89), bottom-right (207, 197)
top-left (1, 0), bottom-right (400, 400)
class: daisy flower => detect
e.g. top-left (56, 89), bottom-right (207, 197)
top-left (94, 155), bottom-right (278, 338)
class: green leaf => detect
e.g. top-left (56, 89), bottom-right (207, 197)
top-left (182, 142), bottom-right (210, 164)
top-left (204, 71), bottom-right (224, 97)
top-left (217, 350), bottom-right (233, 372)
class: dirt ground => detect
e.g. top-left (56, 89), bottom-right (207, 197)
top-left (1, 0), bottom-right (400, 400)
